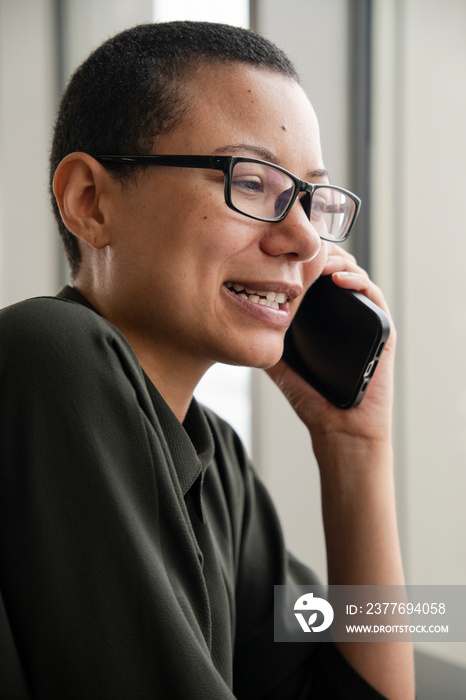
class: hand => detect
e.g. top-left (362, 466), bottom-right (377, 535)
top-left (268, 248), bottom-right (414, 700)
top-left (267, 245), bottom-right (396, 446)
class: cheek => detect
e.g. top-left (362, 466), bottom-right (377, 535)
top-left (121, 182), bottom-right (252, 288)
top-left (189, 213), bottom-right (245, 266)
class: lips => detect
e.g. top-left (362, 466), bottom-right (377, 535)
top-left (225, 282), bottom-right (288, 309)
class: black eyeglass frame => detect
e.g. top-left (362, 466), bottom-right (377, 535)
top-left (96, 154), bottom-right (361, 242)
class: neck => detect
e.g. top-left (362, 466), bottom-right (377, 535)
top-left (139, 351), bottom-right (207, 423)
top-left (112, 324), bottom-right (212, 423)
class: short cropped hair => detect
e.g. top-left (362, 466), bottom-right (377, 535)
top-left (49, 21), bottom-right (299, 277)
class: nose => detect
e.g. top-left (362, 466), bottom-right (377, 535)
top-left (259, 197), bottom-right (322, 262)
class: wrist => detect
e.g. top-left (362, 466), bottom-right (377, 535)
top-left (312, 430), bottom-right (393, 475)
top-left (313, 432), bottom-right (396, 534)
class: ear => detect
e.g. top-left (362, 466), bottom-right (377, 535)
top-left (52, 152), bottom-right (111, 249)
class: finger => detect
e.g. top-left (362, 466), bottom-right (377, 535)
top-left (331, 270), bottom-right (378, 295)
top-left (331, 270), bottom-right (394, 326)
top-left (321, 251), bottom-right (368, 278)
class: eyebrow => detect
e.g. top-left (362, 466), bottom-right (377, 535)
top-left (307, 168), bottom-right (330, 180)
top-left (214, 143), bottom-right (277, 161)
top-left (213, 144), bottom-right (329, 181)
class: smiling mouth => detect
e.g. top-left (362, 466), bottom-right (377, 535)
top-left (225, 282), bottom-right (289, 310)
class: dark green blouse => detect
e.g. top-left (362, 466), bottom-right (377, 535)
top-left (0, 288), bottom-right (386, 699)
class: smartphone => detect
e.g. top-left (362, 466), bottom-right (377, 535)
top-left (282, 275), bottom-right (390, 409)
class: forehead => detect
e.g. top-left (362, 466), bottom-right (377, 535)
top-left (155, 63), bottom-right (324, 175)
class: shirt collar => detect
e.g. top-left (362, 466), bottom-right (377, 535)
top-left (143, 374), bottom-right (214, 495)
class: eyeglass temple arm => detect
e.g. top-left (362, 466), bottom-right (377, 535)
top-left (96, 154), bottom-right (228, 171)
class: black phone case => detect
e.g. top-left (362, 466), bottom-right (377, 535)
top-left (282, 275), bottom-right (390, 409)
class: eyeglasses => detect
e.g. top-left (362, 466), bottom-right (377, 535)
top-left (96, 154), bottom-right (361, 243)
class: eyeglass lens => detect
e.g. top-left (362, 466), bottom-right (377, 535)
top-left (230, 161), bottom-right (355, 241)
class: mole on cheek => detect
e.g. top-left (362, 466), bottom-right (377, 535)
top-left (281, 125), bottom-right (287, 131)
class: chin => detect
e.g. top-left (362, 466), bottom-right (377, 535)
top-left (224, 341), bottom-right (284, 371)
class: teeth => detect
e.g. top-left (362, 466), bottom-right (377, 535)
top-left (258, 298), bottom-right (279, 309)
top-left (226, 283), bottom-right (288, 308)
top-left (248, 294), bottom-right (280, 309)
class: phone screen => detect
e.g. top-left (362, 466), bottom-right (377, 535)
top-left (282, 276), bottom-right (390, 408)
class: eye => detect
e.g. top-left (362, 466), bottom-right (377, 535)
top-left (231, 175), bottom-right (264, 195)
top-left (231, 161), bottom-right (281, 198)
top-left (310, 195), bottom-right (328, 218)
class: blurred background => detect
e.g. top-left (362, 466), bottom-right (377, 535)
top-left (1, 0), bottom-right (465, 693)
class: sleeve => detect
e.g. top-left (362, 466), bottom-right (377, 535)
top-left (205, 413), bottom-right (388, 700)
top-left (0, 298), bottom-right (235, 700)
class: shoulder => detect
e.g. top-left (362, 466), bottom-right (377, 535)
top-left (0, 295), bottom-right (115, 346)
top-left (0, 294), bottom-right (132, 354)
top-left (0, 295), bottom-right (141, 393)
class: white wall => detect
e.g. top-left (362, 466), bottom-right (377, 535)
top-left (60, 0), bottom-right (153, 82)
top-left (372, 0), bottom-right (466, 666)
top-left (0, 0), bottom-right (153, 308)
top-left (0, 0), bottom-right (57, 307)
